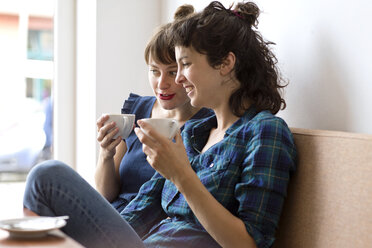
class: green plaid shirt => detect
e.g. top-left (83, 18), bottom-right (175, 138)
top-left (121, 106), bottom-right (296, 248)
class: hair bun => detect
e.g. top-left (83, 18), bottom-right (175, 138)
top-left (235, 2), bottom-right (260, 27)
top-left (174, 4), bottom-right (195, 20)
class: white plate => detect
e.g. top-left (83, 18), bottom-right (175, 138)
top-left (0, 216), bottom-right (68, 239)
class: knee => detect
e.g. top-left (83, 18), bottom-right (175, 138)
top-left (26, 160), bottom-right (72, 185)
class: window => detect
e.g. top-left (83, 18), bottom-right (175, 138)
top-left (0, 1), bottom-right (54, 177)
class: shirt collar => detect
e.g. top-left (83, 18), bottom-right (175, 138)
top-left (224, 105), bottom-right (258, 136)
top-left (190, 105), bottom-right (258, 152)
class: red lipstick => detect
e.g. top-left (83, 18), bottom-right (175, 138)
top-left (159, 93), bottom-right (175, 100)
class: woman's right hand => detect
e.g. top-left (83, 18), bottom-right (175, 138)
top-left (95, 114), bottom-right (126, 201)
top-left (96, 114), bottom-right (122, 160)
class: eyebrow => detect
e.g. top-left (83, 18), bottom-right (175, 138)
top-left (168, 65), bottom-right (178, 69)
top-left (149, 64), bottom-right (178, 70)
top-left (177, 56), bottom-right (188, 62)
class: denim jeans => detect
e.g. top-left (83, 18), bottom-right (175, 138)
top-left (23, 160), bottom-right (145, 248)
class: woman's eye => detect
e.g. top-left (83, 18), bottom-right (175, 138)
top-left (150, 70), bottom-right (160, 76)
top-left (169, 71), bottom-right (177, 76)
top-left (182, 62), bottom-right (190, 67)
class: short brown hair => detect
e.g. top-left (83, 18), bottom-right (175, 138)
top-left (144, 23), bottom-right (175, 65)
top-left (144, 4), bottom-right (195, 65)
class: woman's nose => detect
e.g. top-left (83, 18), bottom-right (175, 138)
top-left (175, 71), bottom-right (185, 85)
top-left (158, 75), bottom-right (171, 89)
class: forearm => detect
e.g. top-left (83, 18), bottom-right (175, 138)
top-left (95, 153), bottom-right (120, 202)
top-left (175, 170), bottom-right (257, 248)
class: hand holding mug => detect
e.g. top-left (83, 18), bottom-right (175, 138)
top-left (139, 118), bottom-right (179, 139)
top-left (104, 114), bottom-right (136, 139)
top-left (97, 114), bottom-right (135, 159)
top-left (134, 118), bottom-right (192, 183)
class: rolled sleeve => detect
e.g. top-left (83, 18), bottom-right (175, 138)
top-left (235, 119), bottom-right (296, 247)
top-left (121, 172), bottom-right (167, 237)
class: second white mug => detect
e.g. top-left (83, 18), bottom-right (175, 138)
top-left (140, 118), bottom-right (179, 139)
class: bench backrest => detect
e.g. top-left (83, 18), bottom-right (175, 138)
top-left (274, 128), bottom-right (372, 247)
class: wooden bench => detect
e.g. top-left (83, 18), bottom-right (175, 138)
top-left (274, 128), bottom-right (372, 247)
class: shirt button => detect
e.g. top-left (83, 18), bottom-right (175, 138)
top-left (209, 163), bottom-right (214, 168)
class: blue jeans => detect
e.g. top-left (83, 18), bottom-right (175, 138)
top-left (23, 160), bottom-right (145, 248)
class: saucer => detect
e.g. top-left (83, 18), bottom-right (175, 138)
top-left (0, 216), bottom-right (68, 239)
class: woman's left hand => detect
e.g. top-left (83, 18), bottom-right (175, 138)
top-left (134, 120), bottom-right (192, 183)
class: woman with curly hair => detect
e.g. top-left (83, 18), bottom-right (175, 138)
top-left (135, 1), bottom-right (296, 247)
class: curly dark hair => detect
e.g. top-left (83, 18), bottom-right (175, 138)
top-left (170, 1), bottom-right (287, 115)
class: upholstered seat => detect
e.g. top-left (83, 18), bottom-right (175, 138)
top-left (274, 128), bottom-right (372, 248)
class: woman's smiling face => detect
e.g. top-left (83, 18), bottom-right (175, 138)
top-left (148, 55), bottom-right (190, 110)
top-left (175, 46), bottom-right (223, 109)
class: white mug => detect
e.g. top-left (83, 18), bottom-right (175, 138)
top-left (105, 114), bottom-right (135, 139)
top-left (140, 118), bottom-right (179, 139)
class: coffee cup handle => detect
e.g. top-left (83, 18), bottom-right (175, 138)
top-left (122, 116), bottom-right (132, 138)
top-left (169, 120), bottom-right (179, 139)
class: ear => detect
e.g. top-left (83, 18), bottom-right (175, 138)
top-left (220, 52), bottom-right (236, 76)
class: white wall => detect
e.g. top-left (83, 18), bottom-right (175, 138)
top-left (75, 0), bottom-right (161, 182)
top-left (95, 0), bottom-right (161, 116)
top-left (162, 0), bottom-right (372, 135)
top-left (257, 0), bottom-right (372, 134)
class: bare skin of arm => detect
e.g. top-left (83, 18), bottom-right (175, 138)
top-left (95, 141), bottom-right (126, 202)
top-left (94, 115), bottom-right (127, 202)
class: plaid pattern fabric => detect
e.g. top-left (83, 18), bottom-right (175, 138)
top-left (121, 106), bottom-right (296, 248)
